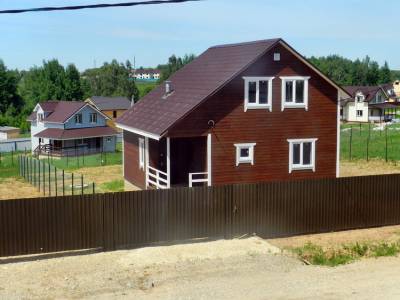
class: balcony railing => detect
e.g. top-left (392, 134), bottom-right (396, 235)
top-left (147, 166), bottom-right (169, 189)
top-left (189, 172), bottom-right (209, 187)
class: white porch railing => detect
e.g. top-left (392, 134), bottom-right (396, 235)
top-left (189, 172), bottom-right (209, 187)
top-left (147, 166), bottom-right (169, 189)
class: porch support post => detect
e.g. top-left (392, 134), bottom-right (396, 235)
top-left (145, 137), bottom-right (149, 189)
top-left (166, 137), bottom-right (171, 188)
top-left (207, 133), bottom-right (212, 186)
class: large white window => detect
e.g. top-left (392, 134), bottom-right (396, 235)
top-left (280, 76), bottom-right (310, 111)
top-left (234, 143), bottom-right (256, 166)
top-left (287, 138), bottom-right (317, 173)
top-left (138, 138), bottom-right (145, 170)
top-left (243, 77), bottom-right (274, 111)
top-left (89, 113), bottom-right (97, 123)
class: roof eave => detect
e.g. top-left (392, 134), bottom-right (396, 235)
top-left (116, 122), bottom-right (161, 141)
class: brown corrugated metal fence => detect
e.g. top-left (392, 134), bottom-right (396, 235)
top-left (1, 174), bottom-right (400, 257)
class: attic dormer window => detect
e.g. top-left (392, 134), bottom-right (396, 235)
top-left (38, 113), bottom-right (44, 122)
top-left (355, 92), bottom-right (364, 102)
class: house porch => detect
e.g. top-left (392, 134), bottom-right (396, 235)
top-left (145, 135), bottom-right (211, 189)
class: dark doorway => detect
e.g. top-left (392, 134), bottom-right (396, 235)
top-left (170, 137), bottom-right (207, 186)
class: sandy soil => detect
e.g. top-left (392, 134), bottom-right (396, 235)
top-left (2, 234), bottom-right (400, 300)
top-left (340, 159), bottom-right (400, 177)
top-left (0, 177), bottom-right (41, 200)
top-left (78, 165), bottom-right (124, 192)
top-left (269, 225), bottom-right (400, 250)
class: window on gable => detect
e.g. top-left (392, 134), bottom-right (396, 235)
top-left (234, 143), bottom-right (256, 166)
top-left (280, 76), bottom-right (310, 111)
top-left (75, 113), bottom-right (82, 124)
top-left (138, 138), bottom-right (145, 170)
top-left (243, 77), bottom-right (274, 111)
top-left (38, 113), bottom-right (44, 122)
top-left (113, 111), bottom-right (117, 118)
top-left (89, 113), bottom-right (97, 123)
top-left (287, 138), bottom-right (317, 173)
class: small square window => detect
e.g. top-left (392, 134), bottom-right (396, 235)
top-left (234, 143), bottom-right (256, 166)
top-left (274, 53), bottom-right (281, 61)
top-left (357, 110), bottom-right (363, 117)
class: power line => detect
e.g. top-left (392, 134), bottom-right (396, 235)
top-left (0, 0), bottom-right (202, 14)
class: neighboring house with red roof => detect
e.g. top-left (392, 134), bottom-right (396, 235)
top-left (341, 83), bottom-right (400, 122)
top-left (27, 101), bottom-right (118, 156)
top-left (85, 96), bottom-right (132, 131)
top-left (116, 38), bottom-right (349, 190)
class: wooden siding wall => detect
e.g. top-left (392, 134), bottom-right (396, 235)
top-left (168, 44), bottom-right (338, 185)
top-left (123, 130), bottom-right (146, 189)
top-left (2, 174), bottom-right (400, 257)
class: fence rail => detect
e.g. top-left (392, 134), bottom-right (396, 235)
top-left (2, 173), bottom-right (400, 257)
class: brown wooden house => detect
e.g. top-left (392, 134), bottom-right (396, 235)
top-left (116, 38), bottom-right (350, 190)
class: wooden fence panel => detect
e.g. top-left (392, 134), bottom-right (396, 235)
top-left (0, 195), bottom-right (103, 257)
top-left (2, 174), bottom-right (400, 257)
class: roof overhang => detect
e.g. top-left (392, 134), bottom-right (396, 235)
top-left (116, 123), bottom-right (161, 141)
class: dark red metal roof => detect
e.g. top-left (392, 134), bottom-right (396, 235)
top-left (88, 96), bottom-right (131, 111)
top-left (116, 39), bottom-right (281, 136)
top-left (43, 101), bottom-right (86, 123)
top-left (34, 126), bottom-right (118, 140)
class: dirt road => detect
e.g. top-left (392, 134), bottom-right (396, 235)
top-left (1, 236), bottom-right (400, 300)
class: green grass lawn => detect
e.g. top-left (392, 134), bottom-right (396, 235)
top-left (341, 123), bottom-right (400, 161)
top-left (0, 151), bottom-right (21, 180)
top-left (43, 150), bottom-right (122, 171)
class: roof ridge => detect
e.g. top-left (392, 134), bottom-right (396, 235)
top-left (209, 38), bottom-right (281, 49)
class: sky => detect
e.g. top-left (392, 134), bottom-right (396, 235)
top-left (1, 0), bottom-right (399, 71)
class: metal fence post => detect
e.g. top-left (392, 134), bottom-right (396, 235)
top-left (38, 159), bottom-right (41, 192)
top-left (62, 169), bottom-right (65, 196)
top-left (81, 174), bottom-right (84, 195)
top-left (92, 182), bottom-right (95, 195)
top-left (72, 173), bottom-right (74, 196)
top-left (48, 160), bottom-right (51, 196)
top-left (385, 125), bottom-right (388, 162)
top-left (55, 166), bottom-right (57, 197)
top-left (43, 160), bottom-right (46, 195)
top-left (349, 125), bottom-right (353, 160)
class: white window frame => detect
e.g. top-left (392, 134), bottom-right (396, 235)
top-left (274, 53), bottom-right (281, 61)
top-left (356, 110), bottom-right (363, 117)
top-left (38, 113), bottom-right (44, 122)
top-left (243, 77), bottom-right (274, 112)
top-left (89, 113), bottom-right (97, 123)
top-left (138, 137), bottom-right (145, 170)
top-left (75, 113), bottom-right (82, 124)
top-left (234, 143), bottom-right (256, 166)
top-left (287, 138), bottom-right (317, 173)
top-left (355, 92), bottom-right (365, 103)
top-left (280, 76), bottom-right (310, 111)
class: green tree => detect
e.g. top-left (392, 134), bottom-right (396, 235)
top-left (0, 60), bottom-right (21, 115)
top-left (64, 64), bottom-right (83, 100)
top-left (83, 59), bottom-right (138, 100)
top-left (158, 54), bottom-right (196, 82)
top-left (379, 61), bottom-right (392, 84)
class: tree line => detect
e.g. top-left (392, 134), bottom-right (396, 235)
top-left (309, 55), bottom-right (396, 86)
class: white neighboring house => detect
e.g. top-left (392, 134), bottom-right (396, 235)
top-left (27, 101), bottom-right (118, 156)
top-left (341, 84), bottom-right (400, 122)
